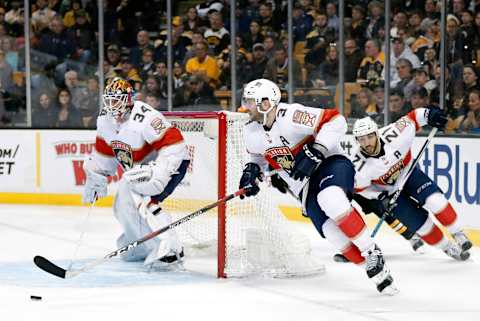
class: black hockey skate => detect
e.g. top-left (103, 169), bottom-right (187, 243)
top-left (333, 253), bottom-right (349, 263)
top-left (158, 249), bottom-right (185, 264)
top-left (409, 234), bottom-right (425, 253)
top-left (363, 245), bottom-right (399, 295)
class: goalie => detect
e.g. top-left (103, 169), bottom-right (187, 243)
top-left (239, 79), bottom-right (398, 295)
top-left (82, 77), bottom-right (189, 268)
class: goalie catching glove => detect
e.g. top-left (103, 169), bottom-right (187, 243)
top-left (239, 162), bottom-right (262, 199)
top-left (290, 143), bottom-right (326, 181)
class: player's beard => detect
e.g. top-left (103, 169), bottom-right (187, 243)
top-left (362, 137), bottom-right (380, 156)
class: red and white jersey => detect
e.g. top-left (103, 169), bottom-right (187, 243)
top-left (91, 101), bottom-right (189, 175)
top-left (352, 108), bottom-right (429, 199)
top-left (245, 102), bottom-right (346, 195)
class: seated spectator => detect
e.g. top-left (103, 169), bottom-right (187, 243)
top-left (145, 93), bottom-right (163, 111)
top-left (129, 30), bottom-right (154, 69)
top-left (258, 2), bottom-right (281, 37)
top-left (410, 87), bottom-right (429, 109)
top-left (350, 87), bottom-right (378, 119)
top-left (106, 44), bottom-right (122, 70)
top-left (217, 37), bottom-right (252, 89)
top-left (54, 88), bottom-right (82, 128)
top-left (413, 68), bottom-right (436, 94)
top-left (31, 0), bottom-right (57, 33)
top-left (457, 64), bottom-right (480, 113)
top-left (38, 16), bottom-right (76, 61)
top-left (408, 10), bottom-right (424, 39)
top-left (372, 85), bottom-right (386, 125)
top-left (119, 57), bottom-right (142, 91)
top-left (263, 35), bottom-right (276, 60)
top-left (305, 11), bottom-right (336, 68)
top-left (325, 2), bottom-right (339, 34)
top-left (142, 74), bottom-right (165, 100)
top-left (244, 20), bottom-right (264, 51)
top-left (309, 43), bottom-right (338, 88)
top-left (183, 31), bottom-right (213, 64)
top-left (155, 20), bottom-right (191, 63)
top-left (63, 0), bottom-right (85, 28)
top-left (33, 92), bottom-right (57, 127)
top-left (70, 9), bottom-right (94, 63)
top-left (366, 1), bottom-right (385, 39)
top-left (357, 39), bottom-right (384, 82)
top-left (459, 90), bottom-right (480, 133)
top-left (80, 76), bottom-right (99, 128)
top-left (204, 11), bottom-right (230, 56)
top-left (348, 5), bottom-right (368, 50)
top-left (64, 70), bottom-right (87, 111)
top-left (392, 58), bottom-right (416, 100)
top-left (195, 0), bottom-right (223, 20)
top-left (139, 48), bottom-right (155, 81)
top-left (185, 41), bottom-right (220, 88)
top-left (183, 7), bottom-right (203, 33)
top-left (173, 61), bottom-right (187, 89)
top-left (173, 74), bottom-right (216, 107)
top-left (389, 89), bottom-right (412, 122)
top-left (249, 43), bottom-right (269, 81)
top-left (344, 39), bottom-right (364, 82)
top-left (387, 36), bottom-right (421, 87)
top-left (4, 1), bottom-right (24, 37)
top-left (264, 45), bottom-right (303, 89)
top-left (284, 4), bottom-right (312, 42)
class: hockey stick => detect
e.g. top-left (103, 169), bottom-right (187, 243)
top-left (68, 193), bottom-right (97, 270)
top-left (370, 128), bottom-right (438, 237)
top-left (33, 188), bottom-right (247, 279)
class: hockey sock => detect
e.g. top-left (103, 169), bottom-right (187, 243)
top-left (424, 194), bottom-right (462, 234)
top-left (337, 208), bottom-right (374, 253)
top-left (417, 218), bottom-right (448, 249)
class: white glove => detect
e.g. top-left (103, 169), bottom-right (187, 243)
top-left (82, 167), bottom-right (108, 203)
top-left (123, 161), bottom-right (176, 196)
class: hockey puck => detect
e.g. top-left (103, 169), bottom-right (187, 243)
top-left (30, 295), bottom-right (42, 301)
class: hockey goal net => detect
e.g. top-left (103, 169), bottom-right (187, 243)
top-left (163, 111), bottom-right (324, 278)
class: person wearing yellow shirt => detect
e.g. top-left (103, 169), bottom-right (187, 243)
top-left (185, 41), bottom-right (220, 88)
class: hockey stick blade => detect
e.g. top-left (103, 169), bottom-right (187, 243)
top-left (33, 188), bottom-right (246, 279)
top-left (33, 256), bottom-right (67, 279)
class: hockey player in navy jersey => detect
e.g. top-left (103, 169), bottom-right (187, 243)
top-left (238, 78), bottom-right (398, 295)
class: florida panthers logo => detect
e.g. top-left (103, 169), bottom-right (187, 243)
top-left (265, 147), bottom-right (295, 171)
top-left (111, 140), bottom-right (133, 170)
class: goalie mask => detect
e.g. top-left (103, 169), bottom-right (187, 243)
top-left (242, 79), bottom-right (281, 126)
top-left (103, 77), bottom-right (135, 119)
top-left (353, 117), bottom-right (381, 156)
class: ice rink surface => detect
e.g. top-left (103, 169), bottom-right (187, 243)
top-left (0, 204), bottom-right (478, 321)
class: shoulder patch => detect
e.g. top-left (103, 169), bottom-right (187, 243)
top-left (394, 118), bottom-right (408, 132)
top-left (150, 117), bottom-right (167, 134)
top-left (292, 110), bottom-right (317, 127)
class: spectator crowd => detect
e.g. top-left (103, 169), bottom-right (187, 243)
top-left (0, 0), bottom-right (480, 133)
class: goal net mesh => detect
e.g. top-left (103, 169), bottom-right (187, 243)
top-left (163, 112), bottom-right (324, 278)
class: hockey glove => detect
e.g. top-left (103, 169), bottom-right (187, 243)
top-left (239, 162), bottom-right (262, 199)
top-left (270, 173), bottom-right (289, 194)
top-left (82, 167), bottom-right (108, 203)
top-left (377, 192), bottom-right (398, 215)
top-left (290, 143), bottom-right (325, 181)
top-left (425, 106), bottom-right (448, 130)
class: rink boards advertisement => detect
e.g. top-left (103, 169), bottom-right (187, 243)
top-left (0, 130), bottom-right (479, 230)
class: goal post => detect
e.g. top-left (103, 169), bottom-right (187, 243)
top-left (163, 111), bottom-right (324, 278)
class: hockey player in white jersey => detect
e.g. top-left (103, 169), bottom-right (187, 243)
top-left (238, 78), bottom-right (398, 295)
top-left (351, 108), bottom-right (473, 261)
top-left (82, 77), bottom-right (189, 268)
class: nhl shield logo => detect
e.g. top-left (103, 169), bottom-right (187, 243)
top-left (111, 140), bottom-right (134, 170)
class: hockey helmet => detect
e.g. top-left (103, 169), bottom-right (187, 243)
top-left (352, 117), bottom-right (379, 138)
top-left (242, 78), bottom-right (281, 125)
top-left (103, 77), bottom-right (135, 118)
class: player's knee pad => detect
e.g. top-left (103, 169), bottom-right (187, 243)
top-left (317, 185), bottom-right (351, 220)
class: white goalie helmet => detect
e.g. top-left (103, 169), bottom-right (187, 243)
top-left (242, 78), bottom-right (281, 125)
top-left (352, 116), bottom-right (379, 138)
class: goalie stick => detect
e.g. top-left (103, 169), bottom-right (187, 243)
top-left (370, 128), bottom-right (438, 237)
top-left (34, 188), bottom-right (247, 279)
